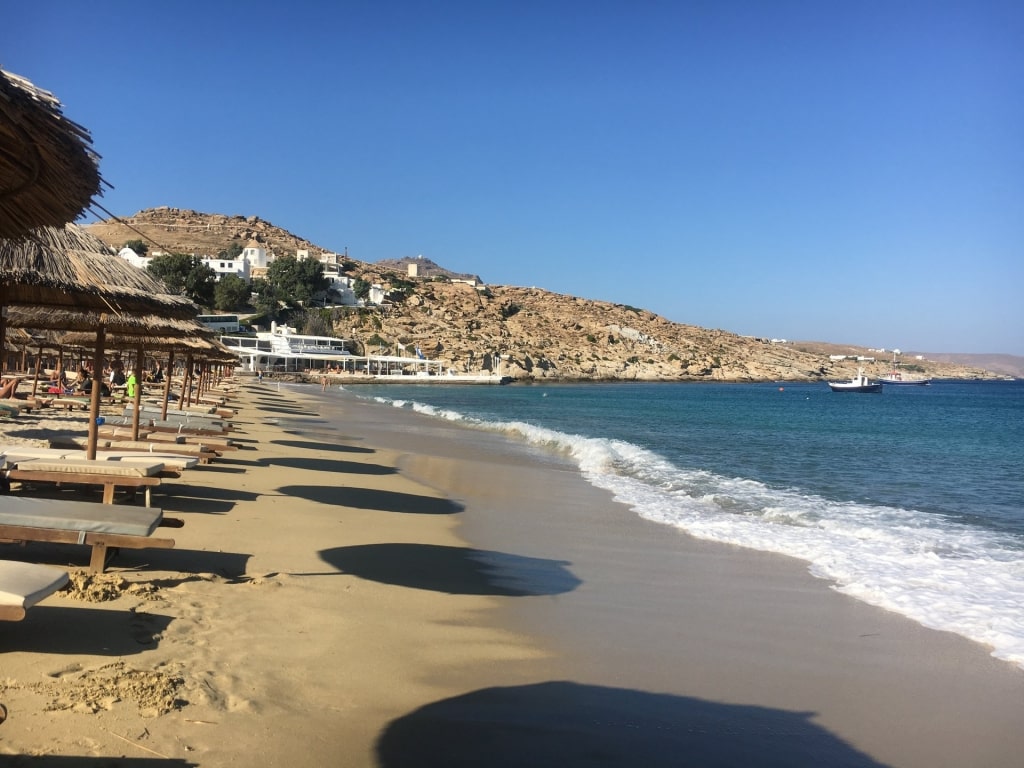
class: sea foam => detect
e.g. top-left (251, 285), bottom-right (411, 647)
top-left (372, 391), bottom-right (1024, 669)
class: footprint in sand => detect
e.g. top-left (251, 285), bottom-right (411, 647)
top-left (195, 671), bottom-right (256, 713)
top-left (129, 608), bottom-right (163, 645)
top-left (46, 663), bottom-right (84, 678)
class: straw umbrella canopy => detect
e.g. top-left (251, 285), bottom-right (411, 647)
top-left (0, 228), bottom-right (201, 458)
top-left (0, 223), bottom-right (198, 381)
top-left (7, 306), bottom-right (205, 338)
top-left (9, 307), bottom-right (212, 444)
top-left (0, 69), bottom-right (103, 239)
top-left (0, 224), bottom-right (196, 316)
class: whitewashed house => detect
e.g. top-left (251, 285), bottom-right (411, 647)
top-left (242, 240), bottom-right (269, 273)
top-left (117, 246), bottom-right (152, 269)
top-left (203, 255), bottom-right (250, 282)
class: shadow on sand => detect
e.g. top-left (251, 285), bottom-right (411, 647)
top-left (268, 456), bottom-right (396, 475)
top-left (320, 543), bottom-right (580, 596)
top-left (284, 485), bottom-right (463, 514)
top-left (270, 438), bottom-right (374, 454)
top-left (0, 606), bottom-right (173, 656)
top-left (376, 681), bottom-right (890, 768)
top-left (160, 484), bottom-right (261, 515)
top-left (113, 548), bottom-right (252, 581)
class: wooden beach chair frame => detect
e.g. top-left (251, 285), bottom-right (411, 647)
top-left (48, 435), bottom-right (220, 464)
top-left (0, 445), bottom-right (199, 472)
top-left (4, 458), bottom-right (174, 506)
top-left (107, 415), bottom-right (231, 438)
top-left (0, 496), bottom-right (182, 573)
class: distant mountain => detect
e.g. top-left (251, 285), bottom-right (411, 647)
top-left (915, 353), bottom-right (1024, 379)
top-left (86, 208), bottom-right (1010, 382)
top-left (374, 255), bottom-right (482, 284)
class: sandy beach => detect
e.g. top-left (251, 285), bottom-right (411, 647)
top-left (1, 380), bottom-right (1023, 767)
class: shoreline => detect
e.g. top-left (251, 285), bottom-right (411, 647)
top-left (1, 381), bottom-right (1022, 766)
top-left (323, 384), bottom-right (1024, 767)
top-left (286, 372), bottom-right (1015, 387)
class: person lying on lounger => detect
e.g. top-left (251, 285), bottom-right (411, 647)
top-left (0, 377), bottom-right (20, 399)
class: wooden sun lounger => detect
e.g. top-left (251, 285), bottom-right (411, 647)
top-left (126, 404), bottom-right (216, 417)
top-left (148, 416), bottom-right (232, 433)
top-left (0, 496), bottom-right (182, 573)
top-left (4, 457), bottom-right (171, 507)
top-left (124, 408), bottom-right (232, 432)
top-left (149, 419), bottom-right (232, 435)
top-left (16, 397), bottom-right (51, 411)
top-left (97, 428), bottom-right (237, 452)
top-left (135, 403), bottom-right (236, 423)
top-left (104, 415), bottom-right (230, 437)
top-left (99, 426), bottom-right (185, 443)
top-left (51, 397), bottom-right (91, 411)
top-left (0, 560), bottom-right (69, 621)
top-left (48, 435), bottom-right (220, 464)
top-left (0, 445), bottom-right (199, 472)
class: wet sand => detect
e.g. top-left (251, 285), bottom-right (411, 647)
top-left (1, 381), bottom-right (1022, 766)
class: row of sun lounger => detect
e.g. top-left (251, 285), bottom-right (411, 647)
top-left (0, 380), bottom-right (240, 619)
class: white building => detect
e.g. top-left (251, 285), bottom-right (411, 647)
top-left (204, 256), bottom-right (249, 282)
top-left (322, 268), bottom-right (358, 306)
top-left (118, 247), bottom-right (152, 269)
top-left (118, 247), bottom-right (249, 282)
top-left (241, 241), bottom-right (269, 270)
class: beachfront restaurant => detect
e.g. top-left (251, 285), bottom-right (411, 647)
top-left (219, 335), bottom-right (444, 377)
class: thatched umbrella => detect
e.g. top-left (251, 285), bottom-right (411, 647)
top-left (8, 307), bottom-right (209, 450)
top-left (60, 328), bottom-right (215, 435)
top-left (172, 337), bottom-right (238, 409)
top-left (0, 223), bottom-right (200, 455)
top-left (0, 224), bottom-right (196, 316)
top-left (0, 69), bottom-right (103, 239)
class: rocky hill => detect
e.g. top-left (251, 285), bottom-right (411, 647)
top-left (86, 208), bottom-right (1006, 382)
top-left (86, 207), bottom-right (323, 260)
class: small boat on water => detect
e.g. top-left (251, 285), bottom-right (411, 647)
top-left (827, 367), bottom-right (882, 393)
top-left (879, 352), bottom-right (931, 386)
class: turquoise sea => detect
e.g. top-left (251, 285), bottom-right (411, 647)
top-left (336, 379), bottom-right (1024, 669)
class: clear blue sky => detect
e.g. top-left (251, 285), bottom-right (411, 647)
top-left (6, 1), bottom-right (1022, 354)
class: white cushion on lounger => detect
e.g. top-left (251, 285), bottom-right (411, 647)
top-left (0, 560), bottom-right (69, 610)
top-left (0, 446), bottom-right (197, 471)
top-left (13, 458), bottom-right (164, 477)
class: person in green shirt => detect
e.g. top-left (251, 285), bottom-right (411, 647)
top-left (126, 371), bottom-right (138, 399)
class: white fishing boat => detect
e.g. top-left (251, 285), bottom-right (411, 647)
top-left (879, 351), bottom-right (931, 386)
top-left (827, 367), bottom-right (882, 393)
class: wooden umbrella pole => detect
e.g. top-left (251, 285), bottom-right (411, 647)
top-left (131, 343), bottom-right (144, 441)
top-left (178, 353), bottom-right (192, 408)
top-left (0, 285), bottom-right (7, 376)
top-left (161, 348), bottom-right (174, 421)
top-left (31, 343), bottom-right (43, 397)
top-left (87, 318), bottom-right (107, 461)
top-left (198, 361), bottom-right (208, 401)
